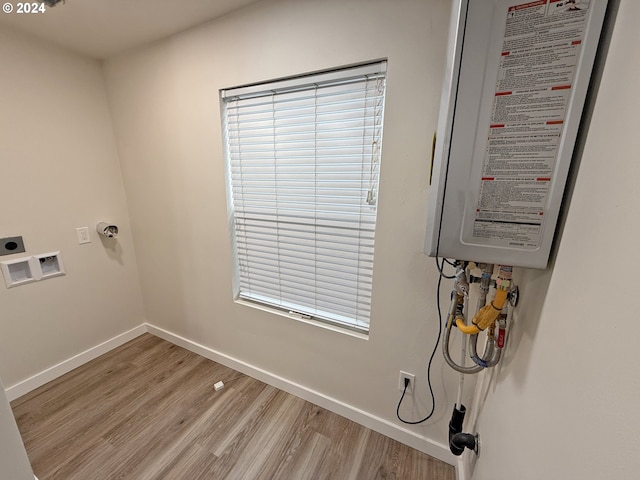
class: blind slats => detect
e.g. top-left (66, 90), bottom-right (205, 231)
top-left (222, 61), bottom-right (386, 332)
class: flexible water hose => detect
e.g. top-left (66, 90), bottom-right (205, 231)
top-left (443, 302), bottom-right (483, 374)
top-left (444, 263), bottom-right (509, 373)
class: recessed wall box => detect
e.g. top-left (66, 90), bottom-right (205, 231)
top-left (35, 252), bottom-right (65, 279)
top-left (1, 251), bottom-right (66, 288)
top-left (1, 256), bottom-right (38, 288)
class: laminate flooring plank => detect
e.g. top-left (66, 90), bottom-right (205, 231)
top-left (13, 335), bottom-right (176, 440)
top-left (13, 333), bottom-right (159, 409)
top-left (153, 442), bottom-right (219, 480)
top-left (208, 390), bottom-right (307, 480)
top-left (354, 429), bottom-right (402, 479)
top-left (203, 381), bottom-right (280, 457)
top-left (100, 355), bottom-right (214, 448)
top-left (343, 427), bottom-right (372, 480)
top-left (19, 343), bottom-right (199, 475)
top-left (11, 334), bottom-right (156, 431)
top-left (305, 405), bottom-right (373, 479)
top-left (137, 420), bottom-right (217, 480)
top-left (397, 442), bottom-right (457, 479)
top-left (122, 376), bottom-right (248, 480)
top-left (270, 428), bottom-right (331, 480)
top-left (100, 358), bottom-right (223, 479)
top-left (11, 333), bottom-right (456, 480)
top-left (289, 430), bottom-right (332, 479)
top-left (267, 401), bottom-right (327, 479)
top-left (49, 439), bottom-right (121, 480)
top-left (32, 344), bottom-right (204, 479)
top-left (115, 363), bottom-right (258, 480)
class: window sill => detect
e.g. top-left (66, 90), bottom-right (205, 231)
top-left (234, 298), bottom-right (369, 341)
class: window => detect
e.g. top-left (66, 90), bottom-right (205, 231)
top-left (221, 61), bottom-right (387, 333)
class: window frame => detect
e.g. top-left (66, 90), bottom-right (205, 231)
top-left (221, 60), bottom-right (387, 334)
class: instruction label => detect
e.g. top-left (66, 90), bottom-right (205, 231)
top-left (473, 0), bottom-right (589, 248)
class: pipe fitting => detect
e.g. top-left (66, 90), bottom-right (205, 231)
top-left (450, 432), bottom-right (479, 456)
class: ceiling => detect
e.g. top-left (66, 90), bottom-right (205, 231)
top-left (0, 0), bottom-right (262, 59)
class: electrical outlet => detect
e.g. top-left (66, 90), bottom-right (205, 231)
top-left (0, 236), bottom-right (25, 256)
top-left (76, 227), bottom-right (91, 245)
top-left (399, 371), bottom-right (415, 393)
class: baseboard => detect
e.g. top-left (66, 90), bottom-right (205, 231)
top-left (457, 456), bottom-right (468, 480)
top-left (146, 323), bottom-right (455, 466)
top-left (5, 324), bottom-right (147, 402)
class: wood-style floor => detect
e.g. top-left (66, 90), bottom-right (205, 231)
top-left (11, 334), bottom-right (455, 480)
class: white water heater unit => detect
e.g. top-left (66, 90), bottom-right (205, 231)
top-left (425, 0), bottom-right (609, 268)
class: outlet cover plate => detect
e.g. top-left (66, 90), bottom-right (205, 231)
top-left (0, 236), bottom-right (26, 256)
top-left (75, 227), bottom-right (91, 245)
top-left (399, 371), bottom-right (415, 394)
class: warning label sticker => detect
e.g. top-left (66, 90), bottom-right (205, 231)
top-left (473, 0), bottom-right (588, 248)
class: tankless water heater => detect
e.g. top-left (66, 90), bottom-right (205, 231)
top-left (425, 0), bottom-right (609, 268)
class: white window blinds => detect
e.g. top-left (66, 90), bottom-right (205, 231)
top-left (221, 61), bottom-right (386, 332)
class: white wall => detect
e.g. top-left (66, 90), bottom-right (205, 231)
top-left (7, 1), bottom-right (634, 475)
top-left (0, 377), bottom-right (33, 480)
top-left (471, 1), bottom-right (640, 478)
top-left (104, 0), bottom-right (461, 458)
top-left (0, 26), bottom-right (145, 389)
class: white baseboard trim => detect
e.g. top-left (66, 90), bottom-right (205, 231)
top-left (457, 457), bottom-right (469, 480)
top-left (146, 323), bottom-right (455, 466)
top-left (5, 324), bottom-right (147, 402)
